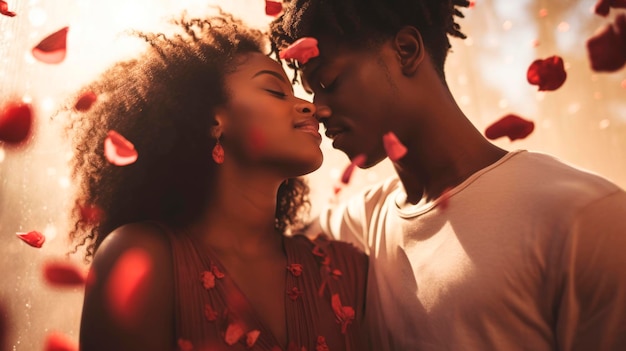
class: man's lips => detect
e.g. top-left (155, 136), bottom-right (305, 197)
top-left (324, 127), bottom-right (346, 139)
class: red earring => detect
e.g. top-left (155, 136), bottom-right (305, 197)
top-left (212, 138), bottom-right (224, 164)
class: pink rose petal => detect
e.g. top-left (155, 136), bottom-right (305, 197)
top-left (0, 0), bottom-right (16, 17)
top-left (279, 37), bottom-right (319, 65)
top-left (43, 261), bottom-right (87, 287)
top-left (16, 230), bottom-right (45, 248)
top-left (44, 332), bottom-right (78, 351)
top-left (0, 101), bottom-right (33, 144)
top-left (74, 91), bottom-right (97, 112)
top-left (265, 0), bottom-right (283, 17)
top-left (32, 26), bottom-right (69, 64)
top-left (105, 248), bottom-right (152, 327)
top-left (104, 130), bottom-right (138, 166)
top-left (586, 13), bottom-right (626, 72)
top-left (527, 56), bottom-right (567, 91)
top-left (340, 154), bottom-right (366, 184)
top-left (382, 132), bottom-right (407, 161)
top-left (485, 114), bottom-right (535, 141)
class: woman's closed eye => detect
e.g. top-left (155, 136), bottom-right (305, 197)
top-left (264, 88), bottom-right (288, 98)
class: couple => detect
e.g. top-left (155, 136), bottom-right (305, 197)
top-left (70, 1), bottom-right (626, 351)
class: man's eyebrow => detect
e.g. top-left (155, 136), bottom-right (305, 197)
top-left (252, 70), bottom-right (294, 92)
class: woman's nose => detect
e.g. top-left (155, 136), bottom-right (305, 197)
top-left (295, 100), bottom-right (316, 116)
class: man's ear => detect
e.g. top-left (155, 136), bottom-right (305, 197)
top-left (393, 26), bottom-right (425, 76)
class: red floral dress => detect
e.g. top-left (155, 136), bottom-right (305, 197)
top-left (166, 230), bottom-right (369, 351)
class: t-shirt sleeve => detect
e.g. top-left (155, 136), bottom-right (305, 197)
top-left (555, 189), bottom-right (626, 350)
top-left (316, 178), bottom-right (399, 253)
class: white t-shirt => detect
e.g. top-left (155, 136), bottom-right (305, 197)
top-left (318, 150), bottom-right (626, 351)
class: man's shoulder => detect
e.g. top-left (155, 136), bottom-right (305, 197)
top-left (498, 150), bottom-right (621, 195)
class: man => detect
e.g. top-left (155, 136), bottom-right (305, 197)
top-left (270, 0), bottom-right (626, 350)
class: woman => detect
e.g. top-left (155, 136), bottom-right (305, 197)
top-left (66, 11), bottom-right (368, 351)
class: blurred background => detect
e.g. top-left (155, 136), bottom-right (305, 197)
top-left (1, 0), bottom-right (624, 349)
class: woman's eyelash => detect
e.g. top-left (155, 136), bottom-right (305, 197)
top-left (265, 89), bottom-right (287, 98)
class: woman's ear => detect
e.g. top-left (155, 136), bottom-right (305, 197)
top-left (210, 108), bottom-right (227, 139)
top-left (394, 26), bottom-right (425, 76)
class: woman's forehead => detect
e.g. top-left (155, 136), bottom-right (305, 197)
top-left (231, 52), bottom-right (287, 79)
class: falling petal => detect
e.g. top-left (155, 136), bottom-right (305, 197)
top-left (177, 339), bottom-right (194, 351)
top-left (586, 13), bottom-right (626, 72)
top-left (74, 91), bottom-right (97, 112)
top-left (0, 0), bottom-right (16, 17)
top-left (485, 114), bottom-right (535, 141)
top-left (106, 248), bottom-right (152, 327)
top-left (279, 37), bottom-right (319, 65)
top-left (594, 0), bottom-right (626, 16)
top-left (16, 230), bottom-right (45, 248)
top-left (246, 330), bottom-right (261, 347)
top-left (44, 332), bottom-right (78, 351)
top-left (526, 56), bottom-right (567, 91)
top-left (248, 127), bottom-right (267, 155)
top-left (340, 154), bottom-right (366, 184)
top-left (0, 101), bottom-right (32, 144)
top-left (104, 130), bottom-right (138, 166)
top-left (43, 261), bottom-right (87, 287)
top-left (265, 0), bottom-right (282, 17)
top-left (32, 27), bottom-right (69, 64)
top-left (224, 322), bottom-right (245, 346)
top-left (382, 132), bottom-right (407, 161)
top-left (468, 0), bottom-right (476, 8)
top-left (79, 203), bottom-right (104, 224)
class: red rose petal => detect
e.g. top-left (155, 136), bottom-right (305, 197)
top-left (177, 339), bottom-right (193, 351)
top-left (469, 0), bottom-right (476, 8)
top-left (224, 322), bottom-right (245, 346)
top-left (279, 37), bottom-right (319, 65)
top-left (594, 0), bottom-right (626, 16)
top-left (0, 0), bottom-right (16, 17)
top-left (104, 130), bottom-right (138, 166)
top-left (43, 261), bottom-right (87, 287)
top-left (246, 330), bottom-right (261, 347)
top-left (79, 203), bottom-right (104, 224)
top-left (340, 154), bottom-right (366, 184)
top-left (527, 56), bottom-right (567, 91)
top-left (204, 304), bottom-right (218, 321)
top-left (74, 91), bottom-right (97, 112)
top-left (16, 230), bottom-right (45, 248)
top-left (32, 26), bottom-right (69, 64)
top-left (105, 248), bottom-right (152, 327)
top-left (485, 114), bottom-right (535, 141)
top-left (0, 101), bottom-right (33, 144)
top-left (382, 132), bottom-right (408, 161)
top-left (265, 0), bottom-right (283, 17)
top-left (586, 13), bottom-right (626, 72)
top-left (44, 332), bottom-right (78, 351)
